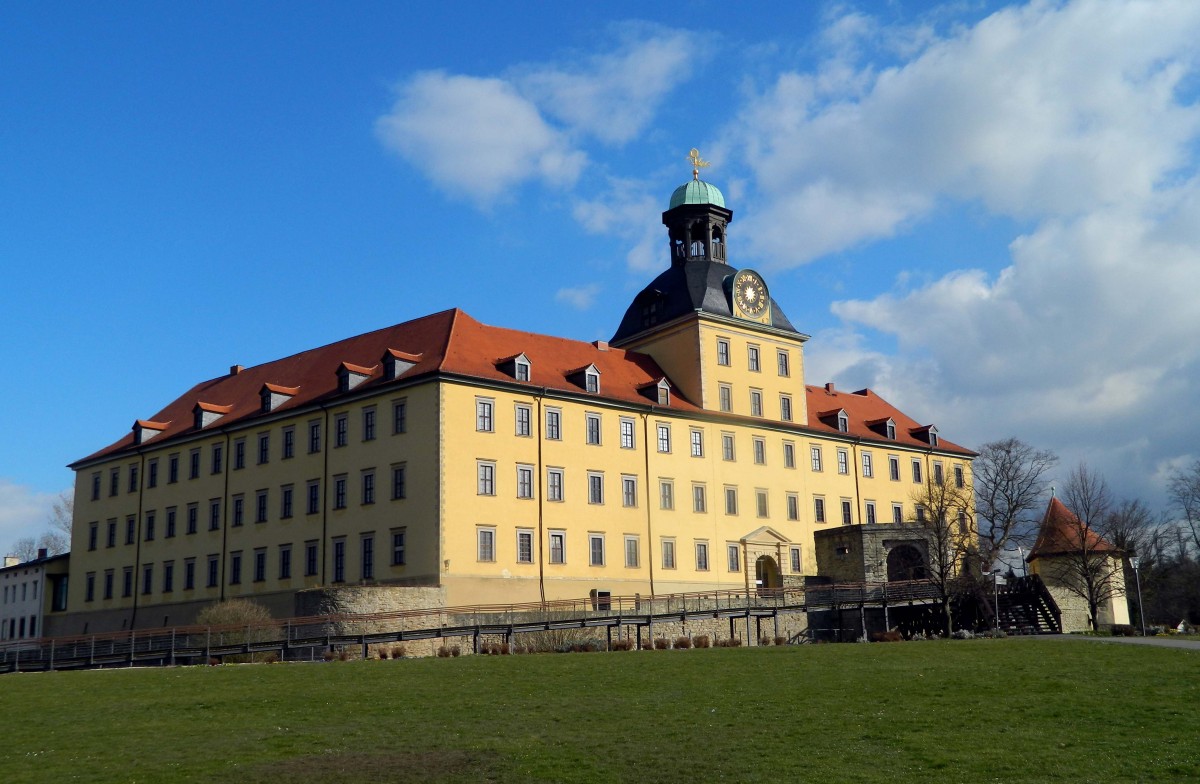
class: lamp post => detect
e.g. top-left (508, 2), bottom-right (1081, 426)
top-left (1130, 556), bottom-right (1145, 637)
top-left (984, 567), bottom-right (1000, 633)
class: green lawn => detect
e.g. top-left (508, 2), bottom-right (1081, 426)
top-left (4, 639), bottom-right (1197, 783)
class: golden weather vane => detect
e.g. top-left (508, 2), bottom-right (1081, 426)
top-left (688, 148), bottom-right (710, 179)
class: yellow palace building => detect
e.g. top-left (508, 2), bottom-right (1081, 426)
top-left (59, 159), bottom-right (974, 634)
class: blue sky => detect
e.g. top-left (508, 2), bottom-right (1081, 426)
top-left (4, 0), bottom-right (1200, 549)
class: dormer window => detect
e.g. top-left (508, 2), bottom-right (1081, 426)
top-left (192, 402), bottom-right (232, 430)
top-left (586, 370), bottom-right (599, 393)
top-left (887, 421), bottom-right (897, 440)
top-left (837, 412), bottom-right (849, 433)
top-left (911, 424), bottom-right (939, 446)
top-left (866, 417), bottom-right (898, 440)
top-left (382, 349), bottom-right (421, 381)
top-left (639, 378), bottom-right (671, 406)
top-left (819, 408), bottom-right (849, 433)
top-left (260, 383), bottom-right (299, 413)
top-left (337, 362), bottom-right (375, 394)
top-left (567, 364), bottom-right (602, 394)
top-left (497, 353), bottom-right (532, 382)
top-left (132, 420), bottom-right (169, 445)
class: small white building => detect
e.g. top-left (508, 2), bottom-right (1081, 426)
top-left (1, 550), bottom-right (69, 643)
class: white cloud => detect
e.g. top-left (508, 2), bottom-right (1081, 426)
top-left (571, 178), bottom-right (663, 272)
top-left (0, 479), bottom-right (62, 555)
top-left (375, 71), bottom-right (585, 206)
top-left (555, 283), bottom-right (603, 311)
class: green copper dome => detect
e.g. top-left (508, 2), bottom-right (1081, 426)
top-left (669, 179), bottom-right (726, 209)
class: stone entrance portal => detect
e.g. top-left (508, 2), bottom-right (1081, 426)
top-left (756, 555), bottom-right (781, 594)
top-left (887, 544), bottom-right (927, 581)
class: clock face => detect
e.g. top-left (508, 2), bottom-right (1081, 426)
top-left (734, 271), bottom-right (768, 317)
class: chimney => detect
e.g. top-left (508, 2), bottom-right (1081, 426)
top-left (825, 382), bottom-right (836, 394)
top-left (4, 555), bottom-right (19, 568)
top-left (37, 547), bottom-right (48, 560)
top-left (593, 340), bottom-right (609, 351)
top-left (230, 365), bottom-right (244, 376)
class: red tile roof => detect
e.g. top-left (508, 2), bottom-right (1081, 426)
top-left (1028, 497), bottom-right (1121, 559)
top-left (803, 385), bottom-right (972, 455)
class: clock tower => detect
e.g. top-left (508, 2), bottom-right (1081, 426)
top-left (611, 150), bottom-right (808, 421)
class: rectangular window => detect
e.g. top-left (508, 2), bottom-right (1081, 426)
top-left (790, 546), bottom-right (802, 573)
top-left (866, 501), bottom-right (877, 525)
top-left (811, 446), bottom-right (823, 472)
top-left (476, 398), bottom-right (494, 432)
top-left (722, 433), bottom-right (735, 461)
top-left (110, 467), bottom-right (119, 496)
top-left (912, 460), bottom-right (923, 484)
top-left (253, 549), bottom-right (266, 582)
top-left (624, 536), bottom-right (640, 568)
top-left (756, 490), bottom-right (769, 518)
top-left (780, 395), bottom-right (793, 422)
top-left (307, 480), bottom-right (320, 514)
top-left (147, 459), bottom-right (158, 488)
top-left (517, 530), bottom-right (534, 564)
top-left (229, 552), bottom-right (241, 585)
top-left (727, 544), bottom-right (740, 573)
top-left (88, 522), bottom-right (98, 551)
top-left (784, 442), bottom-right (796, 469)
top-left (184, 560), bottom-right (195, 590)
top-left (622, 475), bottom-right (637, 507)
top-left (588, 534), bottom-right (604, 567)
top-left (305, 541), bottom-right (319, 576)
top-left (477, 462), bottom-right (496, 495)
top-left (166, 507), bottom-right (176, 538)
top-left (125, 515), bottom-right (136, 545)
top-left (690, 428), bottom-right (704, 457)
top-left (661, 539), bottom-right (676, 569)
top-left (362, 407), bottom-right (376, 441)
top-left (547, 467), bottom-right (564, 502)
top-left (837, 449), bottom-right (849, 475)
top-left (128, 464), bottom-right (139, 493)
top-left (659, 480), bottom-right (674, 510)
top-left (692, 484), bottom-right (707, 513)
top-left (814, 497), bottom-right (826, 523)
top-left (718, 383), bottom-right (732, 412)
top-left (695, 542), bottom-right (709, 571)
top-left (586, 413), bottom-right (601, 445)
top-left (955, 465), bottom-right (965, 488)
top-left (232, 496), bottom-right (244, 527)
top-left (269, 487), bottom-right (281, 521)
top-left (144, 512), bottom-right (155, 541)
top-left (724, 487), bottom-right (738, 516)
top-left (188, 449), bottom-right (200, 479)
top-left (360, 535), bottom-right (374, 580)
top-left (168, 454), bottom-right (179, 483)
top-left (279, 545), bottom-right (292, 579)
top-left (142, 563), bottom-right (153, 595)
top-left (106, 519), bottom-right (116, 548)
top-left (587, 472), bottom-right (604, 505)
top-left (233, 440), bottom-right (245, 470)
top-left (258, 433), bottom-right (270, 465)
top-left (889, 455), bottom-right (900, 481)
top-left (209, 499), bottom-right (221, 531)
top-left (393, 399), bottom-right (408, 434)
top-left (91, 472), bottom-right (101, 500)
top-left (186, 504), bottom-right (198, 535)
top-left (333, 475), bottom-right (347, 509)
top-left (933, 462), bottom-right (944, 486)
top-left (747, 345), bottom-right (760, 372)
top-left (916, 505), bottom-right (927, 523)
top-left (841, 499), bottom-right (853, 526)
top-left (549, 531), bottom-right (565, 564)
top-left (308, 420), bottom-right (321, 453)
top-left (716, 338), bottom-right (730, 366)
top-left (517, 465), bottom-right (534, 499)
top-left (545, 408), bottom-right (561, 440)
top-left (515, 404), bottom-right (532, 437)
top-left (391, 530), bottom-right (406, 566)
top-left (332, 539), bottom-right (345, 582)
top-left (862, 451), bottom-right (874, 478)
top-left (211, 444), bottom-right (223, 475)
top-left (163, 561), bottom-right (175, 593)
top-left (362, 470), bottom-right (375, 505)
top-left (86, 572), bottom-right (95, 602)
top-left (753, 437), bottom-right (766, 465)
top-left (206, 556), bottom-right (219, 588)
top-left (777, 350), bottom-right (790, 377)
top-left (787, 493), bottom-right (799, 521)
top-left (123, 566), bottom-right (133, 597)
top-left (282, 427), bottom-right (294, 459)
top-left (392, 464), bottom-right (407, 500)
top-left (750, 390), bottom-right (763, 417)
top-left (620, 417), bottom-right (635, 449)
top-left (334, 413), bottom-right (348, 447)
top-left (892, 503), bottom-right (904, 524)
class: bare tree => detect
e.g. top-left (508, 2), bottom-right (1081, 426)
top-left (1168, 460), bottom-right (1200, 556)
top-left (37, 531), bottom-right (68, 556)
top-left (48, 491), bottom-right (73, 536)
top-left (1056, 464), bottom-right (1124, 630)
top-left (911, 476), bottom-right (977, 635)
top-left (10, 537), bottom-right (38, 562)
top-left (973, 438), bottom-right (1058, 563)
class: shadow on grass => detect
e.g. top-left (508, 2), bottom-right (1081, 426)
top-left (241, 750), bottom-right (504, 784)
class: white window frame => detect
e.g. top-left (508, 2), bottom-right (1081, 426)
top-left (588, 533), bottom-right (605, 567)
top-left (477, 527), bottom-right (496, 562)
top-left (475, 398), bottom-right (494, 433)
top-left (587, 471), bottom-right (604, 505)
top-left (619, 417), bottom-right (635, 449)
top-left (624, 535), bottom-right (640, 568)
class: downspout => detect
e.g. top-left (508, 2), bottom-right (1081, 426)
top-left (642, 413), bottom-right (656, 597)
top-left (320, 405), bottom-right (330, 586)
top-left (536, 389), bottom-right (546, 603)
top-left (128, 451), bottom-right (147, 630)
top-left (217, 430), bottom-right (232, 602)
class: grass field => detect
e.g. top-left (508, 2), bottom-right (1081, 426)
top-left (3, 638), bottom-right (1197, 783)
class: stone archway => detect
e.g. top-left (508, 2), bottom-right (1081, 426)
top-left (887, 545), bottom-right (927, 582)
top-left (756, 554), bottom-right (781, 594)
